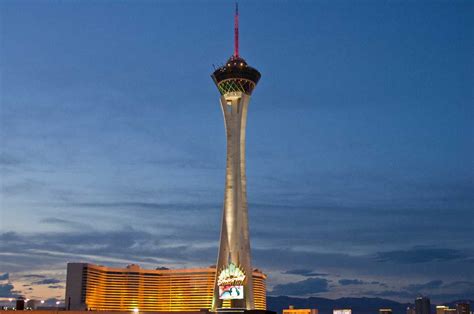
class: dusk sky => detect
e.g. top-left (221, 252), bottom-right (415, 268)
top-left (1, 0), bottom-right (473, 304)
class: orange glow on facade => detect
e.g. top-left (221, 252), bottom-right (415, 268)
top-left (65, 263), bottom-right (266, 312)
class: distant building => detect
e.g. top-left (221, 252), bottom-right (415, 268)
top-left (380, 309), bottom-right (393, 314)
top-left (408, 306), bottom-right (417, 314)
top-left (26, 299), bottom-right (38, 310)
top-left (15, 298), bottom-right (25, 311)
top-left (437, 306), bottom-right (458, 314)
top-left (284, 305), bottom-right (318, 314)
top-left (456, 303), bottom-right (471, 314)
top-left (415, 297), bottom-right (431, 314)
top-left (437, 306), bottom-right (449, 314)
top-left (65, 262), bottom-right (266, 312)
top-left (334, 309), bottom-right (352, 314)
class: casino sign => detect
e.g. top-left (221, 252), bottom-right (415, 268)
top-left (217, 263), bottom-right (246, 300)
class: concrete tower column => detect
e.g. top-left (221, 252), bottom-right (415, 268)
top-left (213, 92), bottom-right (254, 310)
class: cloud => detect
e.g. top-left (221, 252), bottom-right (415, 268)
top-left (0, 283), bottom-right (20, 298)
top-left (271, 278), bottom-right (329, 296)
top-left (337, 278), bottom-right (387, 286)
top-left (339, 279), bottom-right (365, 286)
top-left (284, 269), bottom-right (328, 277)
top-left (405, 280), bottom-right (443, 292)
top-left (0, 229), bottom-right (216, 275)
top-left (21, 274), bottom-right (46, 279)
top-left (371, 281), bottom-right (388, 288)
top-left (366, 289), bottom-right (415, 299)
top-left (428, 281), bottom-right (474, 300)
top-left (375, 247), bottom-right (467, 264)
top-left (0, 153), bottom-right (22, 166)
top-left (48, 285), bottom-right (64, 289)
top-left (0, 232), bottom-right (18, 242)
top-left (2, 227), bottom-right (474, 303)
top-left (72, 201), bottom-right (219, 213)
top-left (41, 217), bottom-right (91, 230)
top-left (33, 279), bottom-right (61, 285)
top-left (366, 280), bottom-right (474, 301)
top-left (0, 273), bottom-right (9, 280)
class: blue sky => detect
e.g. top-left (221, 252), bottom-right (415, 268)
top-left (0, 0), bottom-right (473, 304)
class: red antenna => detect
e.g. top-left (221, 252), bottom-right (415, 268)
top-left (234, 2), bottom-right (239, 58)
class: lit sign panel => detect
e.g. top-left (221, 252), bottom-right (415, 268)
top-left (219, 285), bottom-right (244, 299)
top-left (217, 263), bottom-right (245, 300)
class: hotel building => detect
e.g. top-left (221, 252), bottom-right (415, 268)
top-left (65, 263), bottom-right (266, 312)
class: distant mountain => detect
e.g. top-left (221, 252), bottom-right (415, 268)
top-left (267, 296), bottom-right (473, 314)
top-left (267, 296), bottom-right (409, 314)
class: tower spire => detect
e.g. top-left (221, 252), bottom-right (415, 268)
top-left (234, 1), bottom-right (239, 57)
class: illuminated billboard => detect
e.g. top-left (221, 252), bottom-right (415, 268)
top-left (219, 285), bottom-right (244, 299)
top-left (217, 263), bottom-right (246, 300)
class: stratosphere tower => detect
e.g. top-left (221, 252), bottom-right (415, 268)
top-left (211, 3), bottom-right (261, 312)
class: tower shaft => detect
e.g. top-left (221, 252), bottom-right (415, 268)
top-left (211, 5), bottom-right (261, 311)
top-left (212, 92), bottom-right (254, 311)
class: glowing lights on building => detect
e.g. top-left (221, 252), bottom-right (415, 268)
top-left (334, 309), bottom-right (352, 314)
top-left (284, 306), bottom-right (319, 314)
top-left (65, 263), bottom-right (266, 312)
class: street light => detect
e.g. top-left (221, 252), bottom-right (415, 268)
top-left (133, 308), bottom-right (139, 314)
top-left (55, 301), bottom-right (61, 314)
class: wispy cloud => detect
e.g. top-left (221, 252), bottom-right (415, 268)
top-left (405, 280), bottom-right (444, 292)
top-left (284, 269), bottom-right (329, 277)
top-left (365, 280), bottom-right (474, 300)
top-left (338, 279), bottom-right (366, 286)
top-left (375, 247), bottom-right (468, 264)
top-left (41, 218), bottom-right (92, 231)
top-left (48, 285), bottom-right (64, 289)
top-left (33, 279), bottom-right (61, 285)
top-left (21, 275), bottom-right (46, 279)
top-left (271, 278), bottom-right (330, 296)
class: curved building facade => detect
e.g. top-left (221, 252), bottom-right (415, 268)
top-left (65, 263), bottom-right (266, 312)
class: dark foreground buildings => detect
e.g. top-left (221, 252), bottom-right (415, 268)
top-left (415, 297), bottom-right (431, 314)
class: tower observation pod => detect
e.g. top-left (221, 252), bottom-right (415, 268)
top-left (211, 3), bottom-right (261, 313)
